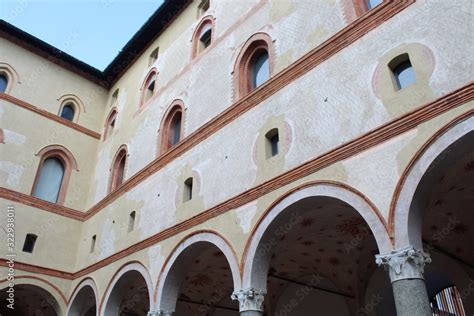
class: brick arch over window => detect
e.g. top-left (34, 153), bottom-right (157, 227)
top-left (103, 107), bottom-right (118, 141)
top-left (157, 99), bottom-right (185, 155)
top-left (31, 145), bottom-right (79, 205)
top-left (109, 145), bottom-right (128, 193)
top-left (233, 32), bottom-right (275, 100)
top-left (0, 62), bottom-right (20, 94)
top-left (57, 94), bottom-right (86, 123)
top-left (139, 68), bottom-right (158, 108)
top-left (191, 15), bottom-right (215, 59)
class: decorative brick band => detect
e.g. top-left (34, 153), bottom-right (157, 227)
top-left (0, 259), bottom-right (74, 280)
top-left (0, 93), bottom-right (101, 140)
top-left (0, 187), bottom-right (84, 221)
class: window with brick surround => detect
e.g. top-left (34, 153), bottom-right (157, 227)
top-left (158, 101), bottom-right (185, 155)
top-left (109, 146), bottom-right (127, 193)
top-left (31, 145), bottom-right (77, 205)
top-left (234, 33), bottom-right (274, 100)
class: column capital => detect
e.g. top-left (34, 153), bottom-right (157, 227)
top-left (376, 245), bottom-right (431, 282)
top-left (231, 288), bottom-right (266, 312)
top-left (147, 311), bottom-right (173, 316)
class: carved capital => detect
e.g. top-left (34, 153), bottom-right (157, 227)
top-left (231, 288), bottom-right (266, 312)
top-left (376, 246), bottom-right (431, 282)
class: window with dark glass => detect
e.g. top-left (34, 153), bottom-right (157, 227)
top-left (90, 235), bottom-right (96, 253)
top-left (171, 112), bottom-right (182, 147)
top-left (265, 129), bottom-right (279, 159)
top-left (184, 177), bottom-right (193, 202)
top-left (128, 211), bottom-right (136, 232)
top-left (149, 47), bottom-right (159, 66)
top-left (0, 74), bottom-right (8, 93)
top-left (22, 234), bottom-right (38, 253)
top-left (251, 51), bottom-right (270, 90)
top-left (60, 104), bottom-right (75, 121)
top-left (389, 54), bottom-right (416, 90)
top-left (32, 157), bottom-right (65, 203)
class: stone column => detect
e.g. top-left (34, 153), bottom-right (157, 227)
top-left (376, 245), bottom-right (432, 316)
top-left (231, 288), bottom-right (266, 316)
top-left (147, 310), bottom-right (173, 316)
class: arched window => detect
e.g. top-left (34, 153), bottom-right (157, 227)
top-left (109, 147), bottom-right (127, 193)
top-left (60, 103), bottom-right (75, 121)
top-left (31, 145), bottom-right (78, 205)
top-left (193, 18), bottom-right (214, 58)
top-left (140, 69), bottom-right (157, 107)
top-left (104, 108), bottom-right (118, 141)
top-left (0, 73), bottom-right (8, 93)
top-left (389, 53), bottom-right (416, 90)
top-left (234, 33), bottom-right (274, 99)
top-left (158, 101), bottom-right (185, 154)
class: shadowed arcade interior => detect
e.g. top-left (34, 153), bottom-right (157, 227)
top-left (0, 284), bottom-right (61, 316)
top-left (161, 242), bottom-right (239, 316)
top-left (68, 284), bottom-right (96, 316)
top-left (416, 131), bottom-right (474, 315)
top-left (255, 196), bottom-right (381, 316)
top-left (104, 270), bottom-right (150, 316)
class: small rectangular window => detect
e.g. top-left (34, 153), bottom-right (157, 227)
top-left (184, 178), bottom-right (193, 202)
top-left (22, 234), bottom-right (38, 253)
top-left (265, 129), bottom-right (279, 159)
top-left (149, 47), bottom-right (159, 67)
top-left (128, 211), bottom-right (136, 232)
top-left (389, 54), bottom-right (416, 90)
top-left (90, 235), bottom-right (96, 253)
top-left (198, 0), bottom-right (210, 17)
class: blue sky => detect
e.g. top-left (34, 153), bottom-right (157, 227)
top-left (0, 0), bottom-right (164, 70)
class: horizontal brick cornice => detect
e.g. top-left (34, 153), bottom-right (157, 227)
top-left (0, 93), bottom-right (101, 140)
top-left (0, 187), bottom-right (84, 221)
top-left (0, 258), bottom-right (74, 280)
